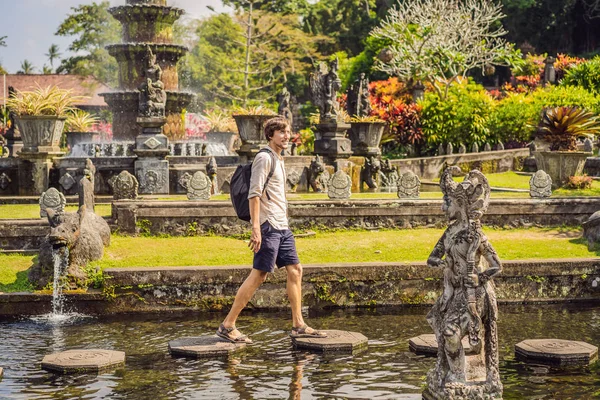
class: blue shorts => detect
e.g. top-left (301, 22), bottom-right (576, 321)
top-left (253, 221), bottom-right (300, 273)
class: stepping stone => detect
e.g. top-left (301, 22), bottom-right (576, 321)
top-left (41, 349), bottom-right (125, 374)
top-left (515, 339), bottom-right (598, 366)
top-left (168, 336), bottom-right (246, 359)
top-left (409, 333), bottom-right (472, 356)
top-left (291, 330), bottom-right (367, 353)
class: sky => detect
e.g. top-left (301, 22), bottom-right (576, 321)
top-left (0, 0), bottom-right (231, 74)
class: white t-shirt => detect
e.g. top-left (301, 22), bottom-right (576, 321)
top-left (247, 146), bottom-right (288, 229)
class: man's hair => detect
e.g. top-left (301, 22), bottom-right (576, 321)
top-left (264, 116), bottom-right (290, 141)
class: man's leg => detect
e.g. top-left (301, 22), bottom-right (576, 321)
top-left (285, 263), bottom-right (305, 328)
top-left (221, 268), bottom-right (267, 339)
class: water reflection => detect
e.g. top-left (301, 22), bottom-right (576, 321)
top-left (0, 305), bottom-right (598, 399)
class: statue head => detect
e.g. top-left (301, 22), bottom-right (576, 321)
top-left (440, 166), bottom-right (490, 221)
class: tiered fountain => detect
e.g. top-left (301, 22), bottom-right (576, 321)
top-left (100, 0), bottom-right (194, 141)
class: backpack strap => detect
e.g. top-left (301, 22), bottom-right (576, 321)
top-left (258, 148), bottom-right (277, 200)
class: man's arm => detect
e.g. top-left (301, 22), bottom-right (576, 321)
top-left (248, 196), bottom-right (261, 253)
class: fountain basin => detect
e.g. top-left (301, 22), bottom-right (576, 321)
top-left (109, 5), bottom-right (184, 44)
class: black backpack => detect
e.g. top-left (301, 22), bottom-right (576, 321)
top-left (230, 148), bottom-right (276, 221)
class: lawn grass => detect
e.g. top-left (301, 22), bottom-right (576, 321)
top-left (0, 254), bottom-right (35, 292)
top-left (0, 204), bottom-right (112, 220)
top-left (89, 227), bottom-right (595, 269)
top-left (0, 227), bottom-right (595, 292)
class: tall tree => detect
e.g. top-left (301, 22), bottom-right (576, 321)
top-left (42, 65), bottom-right (53, 75)
top-left (18, 60), bottom-right (35, 74)
top-left (46, 44), bottom-right (61, 69)
top-left (55, 1), bottom-right (119, 85)
top-left (187, 10), bottom-right (328, 107)
top-left (222, 0), bottom-right (310, 15)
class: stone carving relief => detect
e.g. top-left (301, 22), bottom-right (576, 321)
top-left (346, 72), bottom-right (371, 118)
top-left (361, 156), bottom-right (380, 189)
top-left (425, 166), bottom-right (502, 400)
top-left (179, 171), bottom-right (212, 200)
top-left (397, 171), bottom-right (421, 198)
top-left (327, 170), bottom-right (352, 199)
top-left (140, 169), bottom-right (166, 194)
top-left (0, 172), bottom-right (12, 191)
top-left (108, 171), bottom-right (139, 200)
top-left (138, 46), bottom-right (167, 118)
top-left (59, 172), bottom-right (77, 191)
top-left (529, 170), bottom-right (552, 198)
top-left (308, 155), bottom-right (329, 193)
top-left (286, 168), bottom-right (301, 192)
top-left (39, 187), bottom-right (66, 218)
top-left (379, 159), bottom-right (399, 188)
top-left (310, 58), bottom-right (342, 122)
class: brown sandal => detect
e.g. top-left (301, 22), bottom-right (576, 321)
top-left (216, 323), bottom-right (253, 343)
top-left (290, 324), bottom-right (327, 338)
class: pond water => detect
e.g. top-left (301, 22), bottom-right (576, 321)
top-left (1, 304), bottom-right (599, 399)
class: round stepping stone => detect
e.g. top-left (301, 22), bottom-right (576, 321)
top-left (291, 330), bottom-right (367, 353)
top-left (41, 349), bottom-right (125, 374)
top-left (409, 333), bottom-right (472, 356)
top-left (168, 336), bottom-right (246, 358)
top-left (515, 339), bottom-right (598, 366)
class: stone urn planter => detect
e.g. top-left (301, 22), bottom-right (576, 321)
top-left (534, 150), bottom-right (592, 188)
top-left (232, 114), bottom-right (274, 161)
top-left (348, 121), bottom-right (385, 156)
top-left (15, 116), bottom-right (66, 153)
top-left (66, 131), bottom-right (97, 152)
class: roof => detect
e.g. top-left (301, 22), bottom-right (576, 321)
top-left (2, 74), bottom-right (110, 108)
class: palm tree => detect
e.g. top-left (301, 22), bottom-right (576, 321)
top-left (0, 36), bottom-right (7, 47)
top-left (42, 65), bottom-right (53, 75)
top-left (46, 44), bottom-right (61, 69)
top-left (18, 60), bottom-right (35, 74)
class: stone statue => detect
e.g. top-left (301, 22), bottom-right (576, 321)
top-left (583, 210), bottom-right (600, 250)
top-left (108, 170), bottom-right (139, 200)
top-left (397, 171), bottom-right (421, 198)
top-left (425, 166), bottom-right (502, 400)
top-left (39, 187), bottom-right (66, 218)
top-left (327, 170), bottom-right (352, 199)
top-left (346, 73), bottom-right (371, 118)
top-left (379, 159), bottom-right (399, 188)
top-left (361, 156), bottom-right (380, 189)
top-left (458, 143), bottom-right (466, 154)
top-left (79, 158), bottom-right (95, 212)
top-left (277, 87), bottom-right (293, 128)
top-left (205, 156), bottom-right (219, 195)
top-left (30, 204), bottom-right (111, 289)
top-left (138, 46), bottom-right (167, 118)
top-left (179, 171), bottom-right (212, 200)
top-left (310, 58), bottom-right (342, 122)
top-left (59, 172), bottom-right (77, 191)
top-left (308, 155), bottom-right (329, 193)
top-left (529, 170), bottom-right (552, 198)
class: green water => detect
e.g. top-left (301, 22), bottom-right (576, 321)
top-left (0, 304), bottom-right (599, 399)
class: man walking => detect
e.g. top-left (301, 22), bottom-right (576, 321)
top-left (217, 117), bottom-right (326, 343)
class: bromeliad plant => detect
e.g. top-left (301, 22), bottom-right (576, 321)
top-left (5, 85), bottom-right (84, 117)
top-left (65, 110), bottom-right (99, 132)
top-left (537, 106), bottom-right (600, 151)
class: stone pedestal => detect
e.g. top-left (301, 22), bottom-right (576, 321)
top-left (41, 349), bottom-right (125, 374)
top-left (314, 121), bottom-right (353, 164)
top-left (291, 330), bottom-right (367, 353)
top-left (134, 117), bottom-right (170, 194)
top-left (169, 336), bottom-right (246, 358)
top-left (17, 151), bottom-right (63, 195)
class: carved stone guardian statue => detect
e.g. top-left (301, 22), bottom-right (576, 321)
top-left (424, 166), bottom-right (503, 400)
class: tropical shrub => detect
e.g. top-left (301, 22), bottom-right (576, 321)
top-left (6, 85), bottom-right (84, 117)
top-left (488, 93), bottom-right (538, 145)
top-left (420, 80), bottom-right (494, 151)
top-left (565, 175), bottom-right (593, 189)
top-left (554, 53), bottom-right (585, 81)
top-left (561, 56), bottom-right (600, 94)
top-left (531, 85), bottom-right (600, 115)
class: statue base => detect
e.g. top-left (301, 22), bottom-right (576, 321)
top-left (424, 367), bottom-right (502, 400)
top-left (313, 121), bottom-right (352, 163)
top-left (17, 150), bottom-right (64, 195)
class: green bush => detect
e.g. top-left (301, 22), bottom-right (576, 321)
top-left (420, 80), bottom-right (494, 150)
top-left (561, 56), bottom-right (600, 95)
top-left (488, 93), bottom-right (539, 145)
top-left (531, 85), bottom-right (600, 115)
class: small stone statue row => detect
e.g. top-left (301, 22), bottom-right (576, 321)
top-left (439, 142), bottom-right (504, 156)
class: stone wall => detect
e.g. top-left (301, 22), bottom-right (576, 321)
top-left (1, 259), bottom-right (598, 315)
top-left (112, 198), bottom-right (600, 236)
